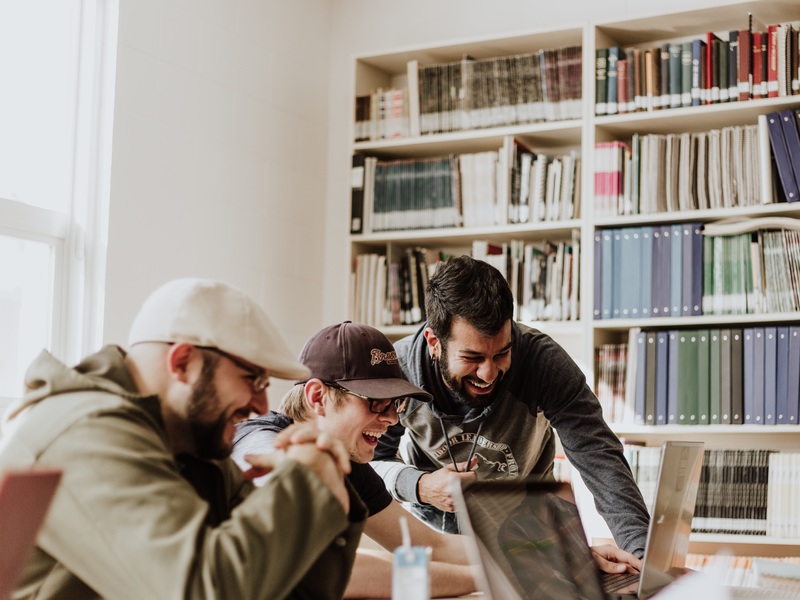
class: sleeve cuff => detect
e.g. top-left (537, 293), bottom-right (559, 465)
top-left (396, 467), bottom-right (425, 504)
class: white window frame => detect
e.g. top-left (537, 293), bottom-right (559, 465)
top-left (0, 0), bottom-right (118, 407)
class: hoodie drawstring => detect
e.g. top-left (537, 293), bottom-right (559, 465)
top-left (438, 417), bottom-right (485, 473)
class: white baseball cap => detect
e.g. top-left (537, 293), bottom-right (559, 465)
top-left (128, 278), bottom-right (310, 380)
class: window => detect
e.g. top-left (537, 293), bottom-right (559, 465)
top-left (0, 1), bottom-right (118, 409)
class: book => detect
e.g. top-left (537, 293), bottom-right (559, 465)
top-left (737, 27), bottom-right (752, 101)
top-left (776, 326), bottom-right (790, 424)
top-left (779, 109), bottom-right (800, 197)
top-left (350, 154), bottom-right (366, 234)
top-left (767, 24), bottom-right (779, 98)
top-left (789, 326), bottom-right (800, 425)
top-left (720, 328), bottom-right (732, 423)
top-left (766, 112), bottom-right (799, 202)
top-left (691, 38), bottom-right (706, 106)
top-left (617, 57), bottom-right (628, 114)
top-left (670, 223), bottom-right (683, 316)
top-left (606, 47), bottom-right (622, 115)
top-left (709, 330), bottom-right (722, 424)
top-left (644, 331), bottom-right (657, 425)
top-left (406, 59), bottom-right (421, 137)
top-left (697, 329), bottom-right (711, 424)
top-left (668, 43), bottom-right (681, 108)
top-left (667, 329), bottom-right (679, 424)
top-left (727, 30), bottom-right (739, 102)
top-left (705, 32), bottom-right (722, 104)
top-left (595, 48), bottom-right (608, 115)
top-left (730, 328), bottom-right (744, 423)
top-left (764, 326), bottom-right (778, 425)
top-left (753, 326), bottom-right (766, 425)
top-left (680, 41), bottom-right (693, 107)
top-left (655, 330), bottom-right (669, 425)
top-left (634, 329), bottom-right (647, 425)
top-left (593, 230), bottom-right (602, 319)
top-left (677, 330), bottom-right (699, 424)
top-left (752, 32), bottom-right (765, 99)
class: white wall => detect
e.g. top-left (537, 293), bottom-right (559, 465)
top-left (105, 0), bottom-right (332, 396)
top-left (321, 0), bottom-right (744, 323)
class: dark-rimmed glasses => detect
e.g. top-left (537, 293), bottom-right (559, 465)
top-left (326, 382), bottom-right (409, 415)
top-left (199, 346), bottom-right (270, 394)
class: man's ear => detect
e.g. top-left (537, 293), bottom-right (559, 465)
top-left (166, 343), bottom-right (201, 383)
top-left (304, 379), bottom-right (328, 417)
top-left (423, 327), bottom-right (441, 361)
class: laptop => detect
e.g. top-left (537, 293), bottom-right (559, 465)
top-left (0, 469), bottom-right (62, 600)
top-left (452, 441), bottom-right (705, 600)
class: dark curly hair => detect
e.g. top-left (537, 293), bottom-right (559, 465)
top-left (425, 255), bottom-right (513, 345)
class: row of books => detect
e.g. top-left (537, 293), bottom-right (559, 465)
top-left (350, 142), bottom-right (580, 234)
top-left (472, 237), bottom-right (580, 323)
top-left (354, 88), bottom-right (409, 142)
top-left (593, 107), bottom-right (800, 218)
top-left (350, 237), bottom-right (580, 327)
top-left (625, 446), bottom-right (791, 537)
top-left (594, 219), bottom-right (800, 321)
top-left (593, 223), bottom-right (703, 320)
top-left (593, 122), bottom-right (767, 218)
top-left (351, 248), bottom-right (441, 328)
top-left (702, 224), bottom-right (800, 316)
top-left (353, 46), bottom-right (584, 143)
top-left (597, 325), bottom-right (800, 427)
top-left (595, 21), bottom-right (800, 116)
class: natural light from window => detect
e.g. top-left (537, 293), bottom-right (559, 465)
top-left (0, 0), bottom-right (117, 410)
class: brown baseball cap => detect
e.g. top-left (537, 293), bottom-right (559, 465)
top-left (298, 321), bottom-right (432, 401)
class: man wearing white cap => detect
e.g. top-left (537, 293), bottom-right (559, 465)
top-left (0, 278), bottom-right (366, 600)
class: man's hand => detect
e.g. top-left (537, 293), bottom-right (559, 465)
top-left (418, 457), bottom-right (478, 512)
top-left (244, 423), bottom-right (351, 513)
top-left (590, 544), bottom-right (642, 574)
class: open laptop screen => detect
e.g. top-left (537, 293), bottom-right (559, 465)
top-left (454, 479), bottom-right (606, 600)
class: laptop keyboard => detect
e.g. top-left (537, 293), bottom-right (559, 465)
top-left (601, 570), bottom-right (640, 592)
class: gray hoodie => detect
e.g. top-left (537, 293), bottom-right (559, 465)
top-left (371, 322), bottom-right (649, 557)
top-left (1, 345), bottom-right (365, 600)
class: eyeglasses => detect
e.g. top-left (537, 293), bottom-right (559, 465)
top-left (199, 346), bottom-right (270, 394)
top-left (326, 382), bottom-right (409, 415)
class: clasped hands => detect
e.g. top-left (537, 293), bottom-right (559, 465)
top-left (241, 423), bottom-right (351, 512)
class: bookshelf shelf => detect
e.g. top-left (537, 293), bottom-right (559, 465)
top-left (354, 120), bottom-right (583, 158)
top-left (593, 202), bottom-right (800, 228)
top-left (346, 0), bottom-right (800, 558)
top-left (351, 219), bottom-right (581, 246)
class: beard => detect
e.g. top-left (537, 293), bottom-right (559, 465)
top-left (439, 343), bottom-right (503, 410)
top-left (186, 361), bottom-right (231, 460)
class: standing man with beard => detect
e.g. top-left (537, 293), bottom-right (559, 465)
top-left (0, 278), bottom-right (366, 600)
top-left (371, 256), bottom-right (651, 560)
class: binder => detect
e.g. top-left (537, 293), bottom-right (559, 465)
top-left (778, 109), bottom-right (800, 199)
top-left (644, 331), bottom-right (657, 425)
top-left (696, 329), bottom-right (710, 424)
top-left (766, 111), bottom-right (799, 202)
top-left (634, 330), bottom-right (647, 425)
top-left (667, 330), bottom-right (679, 424)
top-left (655, 331), bottom-right (669, 425)
top-left (720, 328), bottom-right (732, 424)
top-left (763, 326), bottom-right (777, 425)
top-left (776, 326), bottom-right (789, 424)
top-left (788, 326), bottom-right (800, 425)
top-left (709, 329), bottom-right (722, 424)
top-left (350, 154), bottom-right (366, 234)
top-left (752, 327), bottom-right (765, 425)
top-left (677, 330), bottom-right (699, 424)
top-left (730, 328), bottom-right (744, 423)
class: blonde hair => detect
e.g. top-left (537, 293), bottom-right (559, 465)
top-left (279, 382), bottom-right (346, 422)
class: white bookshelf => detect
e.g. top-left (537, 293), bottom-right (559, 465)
top-left (346, 0), bottom-right (800, 556)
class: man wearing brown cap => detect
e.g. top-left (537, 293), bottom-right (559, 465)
top-left (233, 321), bottom-right (477, 599)
top-left (0, 278), bottom-right (366, 600)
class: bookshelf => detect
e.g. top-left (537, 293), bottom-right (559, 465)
top-left (346, 0), bottom-right (800, 557)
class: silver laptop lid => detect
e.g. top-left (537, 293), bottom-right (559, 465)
top-left (637, 441), bottom-right (704, 598)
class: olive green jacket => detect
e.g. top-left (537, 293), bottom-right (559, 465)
top-left (1, 346), bottom-right (365, 599)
